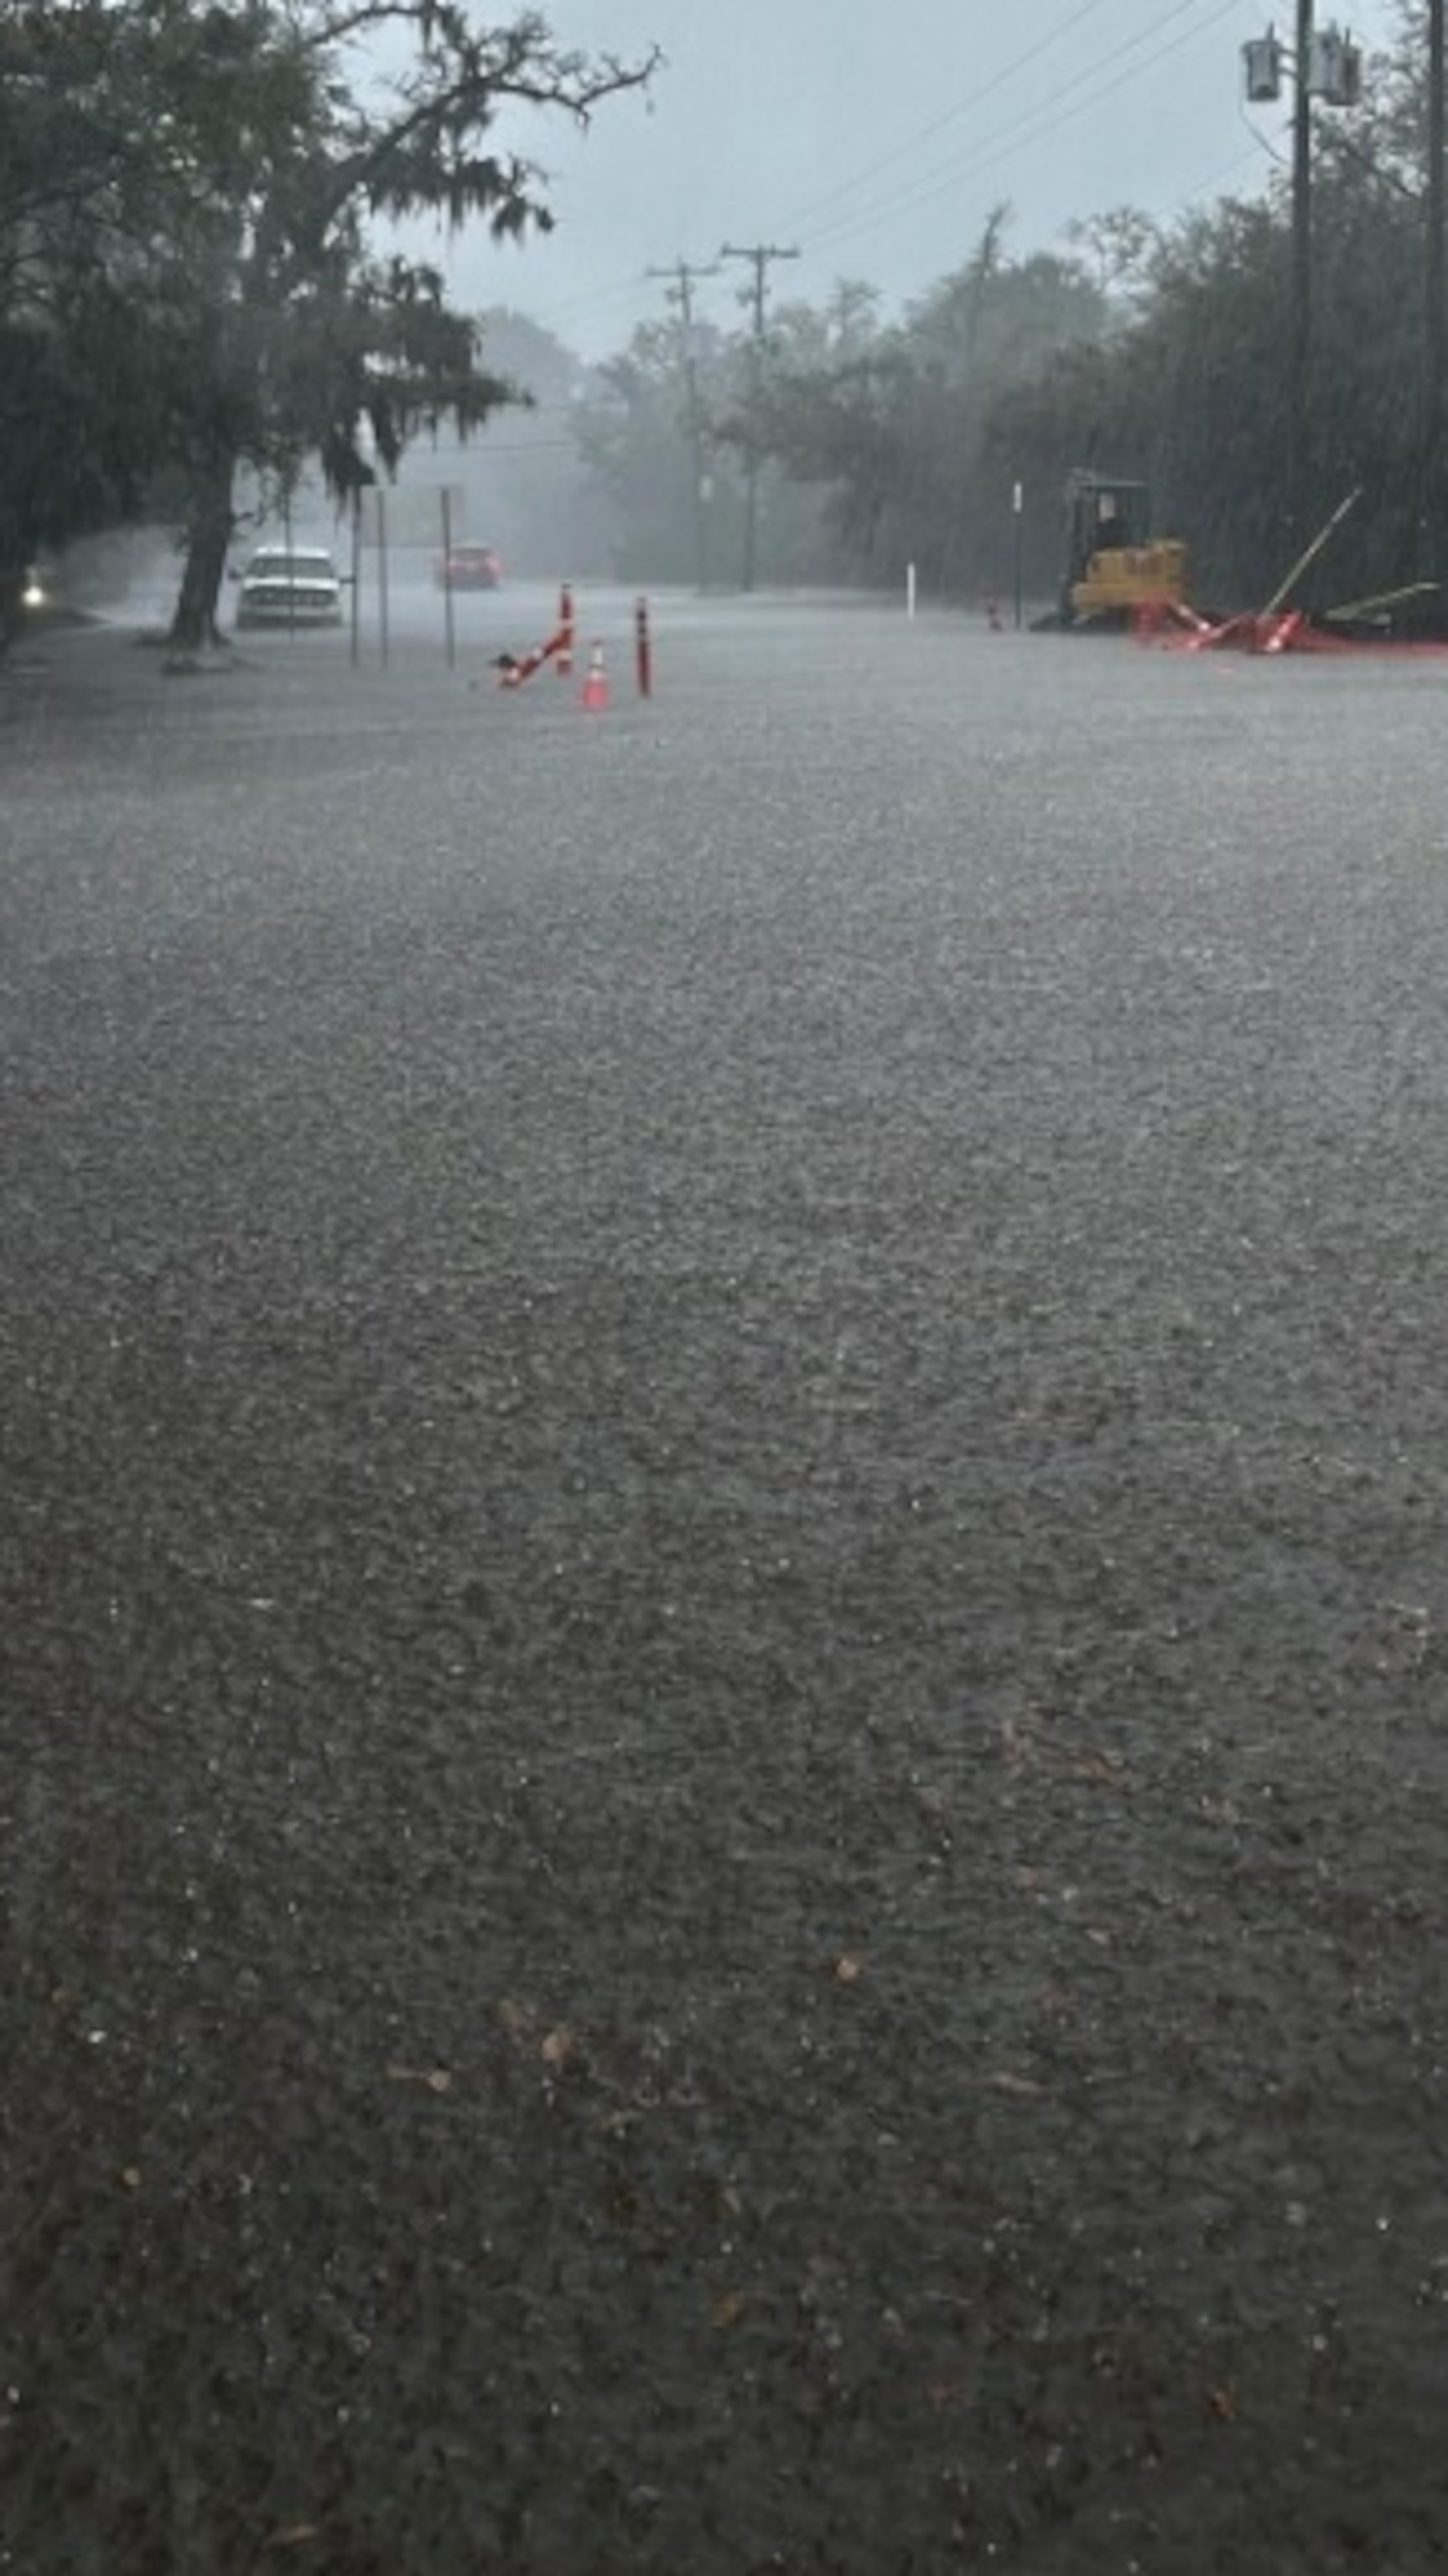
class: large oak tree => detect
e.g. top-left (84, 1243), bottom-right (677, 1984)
top-left (0, 2), bottom-right (656, 650)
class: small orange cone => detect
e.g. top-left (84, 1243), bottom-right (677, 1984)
top-left (580, 640), bottom-right (609, 711)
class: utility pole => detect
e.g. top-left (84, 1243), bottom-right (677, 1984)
top-left (719, 241), bottom-right (799, 591)
top-left (1291, 0), bottom-right (1314, 558)
top-left (1243, 16), bottom-right (1362, 572)
top-left (647, 257), bottom-right (719, 593)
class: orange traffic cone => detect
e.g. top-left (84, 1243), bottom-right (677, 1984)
top-left (580, 640), bottom-right (610, 711)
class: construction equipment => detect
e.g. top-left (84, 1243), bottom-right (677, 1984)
top-left (1053, 469), bottom-right (1190, 629)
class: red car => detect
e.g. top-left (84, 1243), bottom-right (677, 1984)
top-left (435, 542), bottom-right (502, 590)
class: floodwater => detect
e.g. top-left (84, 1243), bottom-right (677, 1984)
top-left (3, 597), bottom-right (1448, 2570)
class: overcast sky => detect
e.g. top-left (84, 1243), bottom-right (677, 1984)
top-left (412, 0), bottom-right (1406, 362)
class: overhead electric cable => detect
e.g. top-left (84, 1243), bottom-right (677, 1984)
top-left (791, 0), bottom-right (1250, 262)
top-left (774, 0), bottom-right (1123, 236)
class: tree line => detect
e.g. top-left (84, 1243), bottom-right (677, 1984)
top-left (4, 3), bottom-right (1441, 632)
top-left (571, 3), bottom-right (1443, 616)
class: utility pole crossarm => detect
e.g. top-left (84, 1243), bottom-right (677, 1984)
top-left (646, 255), bottom-right (722, 313)
top-left (719, 242), bottom-right (801, 331)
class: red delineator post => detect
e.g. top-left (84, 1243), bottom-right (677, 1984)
top-left (496, 626), bottom-right (566, 688)
top-left (635, 595), bottom-right (652, 699)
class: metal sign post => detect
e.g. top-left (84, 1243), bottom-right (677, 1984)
top-left (376, 487), bottom-right (390, 670)
top-left (439, 487), bottom-right (455, 668)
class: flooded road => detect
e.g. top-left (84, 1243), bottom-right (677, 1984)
top-left (4, 598), bottom-right (1448, 2571)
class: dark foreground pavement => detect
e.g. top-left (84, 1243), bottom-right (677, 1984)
top-left (3, 601), bottom-right (1448, 2572)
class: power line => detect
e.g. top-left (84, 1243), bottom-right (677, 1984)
top-left (797, 0), bottom-right (1243, 259)
top-left (772, 0), bottom-right (1124, 239)
top-left (795, 0), bottom-right (1249, 267)
top-left (441, 0), bottom-right (1285, 363)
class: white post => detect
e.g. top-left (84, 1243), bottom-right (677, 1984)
top-left (906, 561), bottom-right (917, 619)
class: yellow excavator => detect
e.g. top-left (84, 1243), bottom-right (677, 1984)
top-left (1055, 469), bottom-right (1190, 629)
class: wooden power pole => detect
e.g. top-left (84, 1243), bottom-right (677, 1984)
top-left (719, 241), bottom-right (799, 591)
top-left (648, 257), bottom-right (719, 593)
top-left (1291, 0), bottom-right (1315, 556)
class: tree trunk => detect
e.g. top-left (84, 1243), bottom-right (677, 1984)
top-left (0, 520), bottom-right (27, 660)
top-left (169, 445), bottom-right (237, 652)
top-left (0, 565), bottom-right (22, 662)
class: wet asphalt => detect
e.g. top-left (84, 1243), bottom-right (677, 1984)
top-left (3, 595), bottom-right (1448, 2572)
